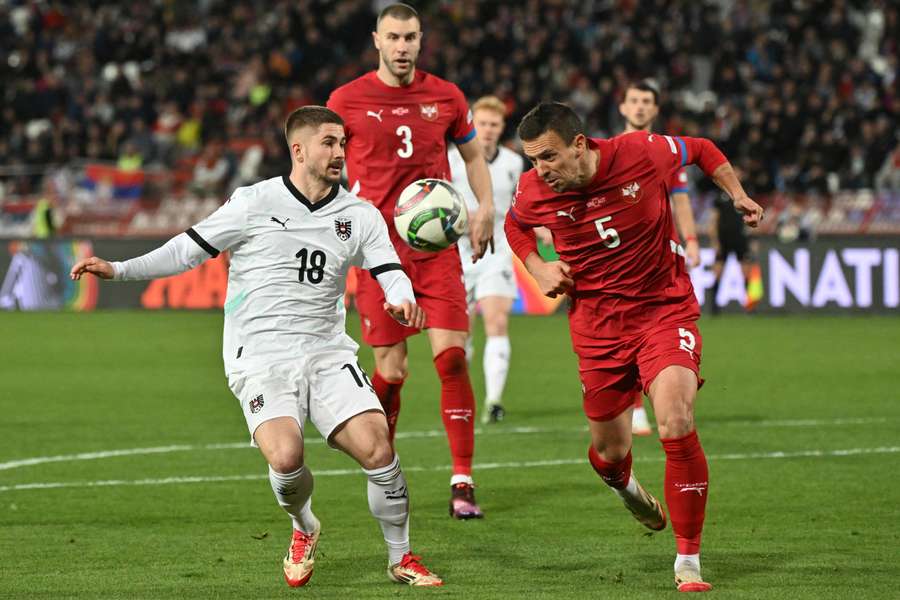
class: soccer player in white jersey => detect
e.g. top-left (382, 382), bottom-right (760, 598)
top-left (70, 106), bottom-right (443, 588)
top-left (448, 96), bottom-right (523, 423)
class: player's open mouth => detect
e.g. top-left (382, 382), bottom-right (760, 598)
top-left (394, 59), bottom-right (411, 68)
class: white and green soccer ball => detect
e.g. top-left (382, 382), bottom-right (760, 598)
top-left (393, 178), bottom-right (468, 252)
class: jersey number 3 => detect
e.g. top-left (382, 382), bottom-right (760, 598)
top-left (295, 248), bottom-right (326, 283)
top-left (396, 126), bottom-right (413, 158)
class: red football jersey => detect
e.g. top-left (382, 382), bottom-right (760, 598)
top-left (327, 70), bottom-right (475, 257)
top-left (505, 132), bottom-right (727, 300)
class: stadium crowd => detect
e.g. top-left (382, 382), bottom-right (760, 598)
top-left (0, 0), bottom-right (897, 207)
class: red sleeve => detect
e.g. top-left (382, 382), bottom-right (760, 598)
top-left (504, 208), bottom-right (538, 263)
top-left (668, 168), bottom-right (690, 195)
top-left (644, 134), bottom-right (727, 180)
top-left (448, 86), bottom-right (475, 145)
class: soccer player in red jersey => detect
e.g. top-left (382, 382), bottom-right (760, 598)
top-left (505, 103), bottom-right (763, 592)
top-left (619, 81), bottom-right (702, 437)
top-left (327, 3), bottom-right (494, 519)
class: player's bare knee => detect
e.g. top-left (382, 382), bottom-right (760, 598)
top-left (268, 448), bottom-right (304, 474)
top-left (358, 442), bottom-right (394, 471)
top-left (656, 415), bottom-right (694, 439)
top-left (485, 315), bottom-right (508, 337)
top-left (591, 440), bottom-right (631, 463)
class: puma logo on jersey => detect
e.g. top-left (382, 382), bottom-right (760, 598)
top-left (556, 208), bottom-right (576, 221)
top-left (366, 110), bottom-right (383, 122)
top-left (271, 216), bottom-right (290, 229)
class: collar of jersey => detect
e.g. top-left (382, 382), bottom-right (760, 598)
top-left (282, 175), bottom-right (339, 212)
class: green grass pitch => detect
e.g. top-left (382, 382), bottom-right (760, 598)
top-left (1, 312), bottom-right (898, 599)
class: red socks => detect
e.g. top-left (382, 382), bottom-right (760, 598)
top-left (433, 347), bottom-right (475, 476)
top-left (372, 371), bottom-right (404, 445)
top-left (660, 430), bottom-right (709, 554)
top-left (588, 446), bottom-right (632, 489)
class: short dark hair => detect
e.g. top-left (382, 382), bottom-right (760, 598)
top-left (377, 3), bottom-right (420, 27)
top-left (623, 80), bottom-right (660, 105)
top-left (517, 102), bottom-right (585, 145)
top-left (284, 106), bottom-right (344, 142)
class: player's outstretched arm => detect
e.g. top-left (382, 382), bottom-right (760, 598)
top-left (709, 162), bottom-right (764, 227)
top-left (646, 134), bottom-right (764, 228)
top-left (457, 139), bottom-right (495, 261)
top-left (70, 232), bottom-right (214, 282)
top-left (70, 256), bottom-right (115, 280)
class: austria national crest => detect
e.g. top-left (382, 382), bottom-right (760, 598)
top-left (335, 218), bottom-right (352, 241)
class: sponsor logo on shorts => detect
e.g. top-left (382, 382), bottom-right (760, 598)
top-left (249, 394), bottom-right (265, 414)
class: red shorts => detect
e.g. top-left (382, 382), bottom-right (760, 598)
top-left (569, 292), bottom-right (703, 422)
top-left (356, 247), bottom-right (469, 346)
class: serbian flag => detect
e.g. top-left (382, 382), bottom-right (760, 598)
top-left (79, 164), bottom-right (144, 200)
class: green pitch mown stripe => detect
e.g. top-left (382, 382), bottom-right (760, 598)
top-left (3, 446), bottom-right (898, 493)
top-left (0, 417), bottom-right (892, 472)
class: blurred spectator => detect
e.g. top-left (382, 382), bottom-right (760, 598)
top-left (0, 0), bottom-right (896, 227)
top-left (191, 138), bottom-right (231, 197)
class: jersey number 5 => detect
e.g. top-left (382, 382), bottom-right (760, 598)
top-left (594, 216), bottom-right (621, 249)
top-left (295, 248), bottom-right (326, 283)
top-left (396, 125), bottom-right (413, 158)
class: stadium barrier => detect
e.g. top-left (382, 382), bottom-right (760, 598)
top-left (0, 237), bottom-right (897, 313)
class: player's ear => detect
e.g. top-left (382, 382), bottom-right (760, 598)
top-left (618, 102), bottom-right (627, 118)
top-left (572, 133), bottom-right (587, 155)
top-left (372, 30), bottom-right (380, 50)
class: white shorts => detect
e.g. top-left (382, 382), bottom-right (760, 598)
top-left (227, 350), bottom-right (383, 447)
top-left (460, 242), bottom-right (519, 304)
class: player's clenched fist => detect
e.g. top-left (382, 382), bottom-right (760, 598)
top-left (734, 195), bottom-right (764, 228)
top-left (70, 256), bottom-right (114, 280)
top-left (383, 301), bottom-right (426, 329)
top-left (529, 259), bottom-right (574, 298)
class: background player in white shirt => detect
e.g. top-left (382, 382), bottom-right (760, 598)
top-left (70, 107), bottom-right (443, 588)
top-left (448, 96), bottom-right (523, 423)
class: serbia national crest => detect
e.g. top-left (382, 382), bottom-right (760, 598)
top-left (335, 217), bottom-right (352, 241)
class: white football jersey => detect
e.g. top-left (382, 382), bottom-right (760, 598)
top-left (448, 145), bottom-right (523, 253)
top-left (190, 176), bottom-right (401, 374)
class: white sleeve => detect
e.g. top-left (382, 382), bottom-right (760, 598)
top-left (358, 207), bottom-right (415, 305)
top-left (188, 188), bottom-right (250, 255)
top-left (112, 233), bottom-right (209, 281)
top-left (359, 209), bottom-right (402, 271)
top-left (375, 269), bottom-right (415, 305)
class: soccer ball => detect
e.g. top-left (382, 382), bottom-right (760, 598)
top-left (393, 179), bottom-right (468, 252)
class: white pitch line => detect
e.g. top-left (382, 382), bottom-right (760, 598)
top-left (1, 446), bottom-right (898, 493)
top-left (0, 417), bottom-right (892, 472)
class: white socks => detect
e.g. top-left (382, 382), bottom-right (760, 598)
top-left (675, 553), bottom-right (701, 572)
top-left (363, 455), bottom-right (410, 565)
top-left (268, 465), bottom-right (318, 534)
top-left (483, 335), bottom-right (511, 405)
